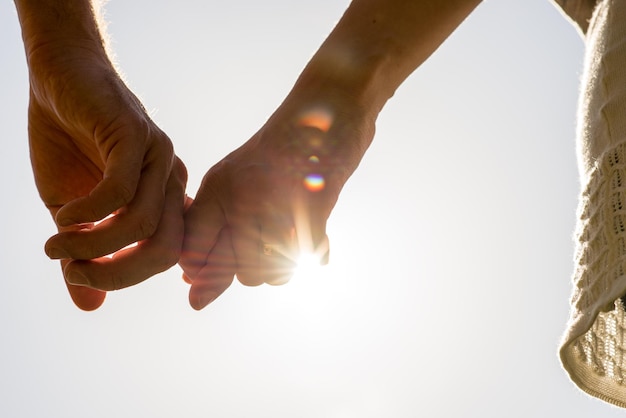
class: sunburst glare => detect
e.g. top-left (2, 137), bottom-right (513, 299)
top-left (291, 251), bottom-right (325, 281)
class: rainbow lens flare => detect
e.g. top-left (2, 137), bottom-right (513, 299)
top-left (304, 173), bottom-right (325, 192)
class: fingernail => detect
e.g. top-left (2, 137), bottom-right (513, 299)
top-left (321, 250), bottom-right (330, 265)
top-left (56, 217), bottom-right (77, 227)
top-left (191, 291), bottom-right (218, 310)
top-left (46, 247), bottom-right (70, 259)
top-left (67, 271), bottom-right (89, 286)
top-left (182, 273), bottom-right (193, 284)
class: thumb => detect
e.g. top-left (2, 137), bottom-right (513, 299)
top-left (55, 137), bottom-right (143, 226)
top-left (188, 228), bottom-right (236, 310)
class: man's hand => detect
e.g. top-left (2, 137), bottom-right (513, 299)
top-left (20, 6), bottom-right (187, 310)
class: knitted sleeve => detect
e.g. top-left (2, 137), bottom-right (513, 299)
top-left (561, 143), bottom-right (626, 407)
top-left (560, 0), bottom-right (626, 407)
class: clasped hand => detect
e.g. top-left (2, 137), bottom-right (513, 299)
top-left (28, 42), bottom-right (187, 310)
top-left (30, 45), bottom-right (370, 311)
top-left (179, 102), bottom-right (370, 309)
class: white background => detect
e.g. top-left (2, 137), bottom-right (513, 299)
top-left (1, 0), bottom-right (623, 416)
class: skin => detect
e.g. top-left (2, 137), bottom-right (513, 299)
top-left (180, 0), bottom-right (484, 309)
top-left (179, 0), bottom-right (598, 310)
top-left (13, 0), bottom-right (597, 311)
top-left (15, 0), bottom-right (188, 310)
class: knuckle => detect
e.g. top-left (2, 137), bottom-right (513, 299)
top-left (76, 266), bottom-right (123, 292)
top-left (134, 213), bottom-right (160, 241)
top-left (110, 181), bottom-right (135, 207)
top-left (159, 134), bottom-right (175, 156)
top-left (151, 245), bottom-right (180, 274)
top-left (75, 238), bottom-right (109, 260)
top-left (173, 157), bottom-right (188, 185)
top-left (178, 253), bottom-right (204, 277)
top-left (266, 274), bottom-right (291, 286)
top-left (147, 129), bottom-right (175, 161)
top-left (107, 272), bottom-right (124, 292)
top-left (236, 272), bottom-right (263, 287)
top-left (147, 235), bottom-right (182, 274)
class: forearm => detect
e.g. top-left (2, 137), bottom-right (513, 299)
top-left (287, 0), bottom-right (482, 120)
top-left (14, 0), bottom-right (123, 124)
top-left (14, 0), bottom-right (109, 57)
top-left (14, 0), bottom-right (117, 109)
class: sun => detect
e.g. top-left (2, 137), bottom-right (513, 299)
top-left (292, 252), bottom-right (325, 281)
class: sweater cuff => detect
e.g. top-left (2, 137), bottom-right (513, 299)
top-left (561, 141), bottom-right (626, 408)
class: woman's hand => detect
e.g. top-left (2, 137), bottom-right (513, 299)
top-left (180, 99), bottom-right (374, 310)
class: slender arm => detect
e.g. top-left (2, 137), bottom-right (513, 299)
top-left (290, 0), bottom-right (482, 118)
top-left (181, 0), bottom-right (483, 309)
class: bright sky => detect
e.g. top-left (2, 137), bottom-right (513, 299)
top-left (1, 0), bottom-right (624, 416)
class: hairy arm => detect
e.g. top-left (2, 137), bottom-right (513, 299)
top-left (15, 0), bottom-right (187, 310)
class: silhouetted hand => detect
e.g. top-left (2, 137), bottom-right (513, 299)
top-left (27, 42), bottom-right (187, 310)
top-left (180, 97), bottom-right (374, 309)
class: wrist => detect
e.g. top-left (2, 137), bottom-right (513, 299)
top-left (257, 79), bottom-right (377, 194)
top-left (289, 43), bottom-right (394, 122)
top-left (268, 42), bottom-right (390, 173)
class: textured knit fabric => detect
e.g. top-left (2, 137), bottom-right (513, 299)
top-left (559, 0), bottom-right (626, 407)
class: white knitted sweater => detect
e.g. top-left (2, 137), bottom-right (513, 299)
top-left (558, 0), bottom-right (626, 407)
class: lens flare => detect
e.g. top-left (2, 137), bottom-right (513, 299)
top-left (308, 155), bottom-right (320, 164)
top-left (292, 252), bottom-right (324, 281)
top-left (297, 108), bottom-right (333, 133)
top-left (304, 173), bottom-right (325, 192)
